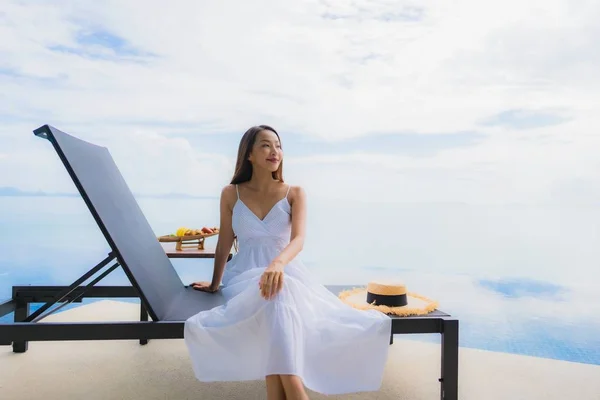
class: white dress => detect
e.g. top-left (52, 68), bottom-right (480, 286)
top-left (184, 185), bottom-right (392, 395)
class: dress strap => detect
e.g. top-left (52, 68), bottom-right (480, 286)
top-left (285, 184), bottom-right (292, 199)
top-left (235, 184), bottom-right (240, 199)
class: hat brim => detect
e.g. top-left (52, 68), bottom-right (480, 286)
top-left (338, 287), bottom-right (439, 317)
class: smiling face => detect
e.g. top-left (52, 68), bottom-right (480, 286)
top-left (248, 129), bottom-right (283, 173)
top-left (230, 125), bottom-right (285, 184)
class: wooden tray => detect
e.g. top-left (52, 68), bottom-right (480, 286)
top-left (157, 232), bottom-right (219, 250)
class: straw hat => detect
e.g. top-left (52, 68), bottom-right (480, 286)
top-left (338, 281), bottom-right (438, 317)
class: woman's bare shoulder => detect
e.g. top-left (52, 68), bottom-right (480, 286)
top-left (220, 184), bottom-right (238, 208)
top-left (287, 184), bottom-right (306, 204)
top-left (220, 183), bottom-right (238, 196)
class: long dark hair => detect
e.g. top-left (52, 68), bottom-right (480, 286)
top-left (230, 125), bottom-right (284, 184)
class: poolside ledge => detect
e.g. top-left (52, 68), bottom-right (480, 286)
top-left (0, 300), bottom-right (598, 400)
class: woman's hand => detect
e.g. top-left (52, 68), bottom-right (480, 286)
top-left (190, 281), bottom-right (219, 293)
top-left (259, 262), bottom-right (285, 300)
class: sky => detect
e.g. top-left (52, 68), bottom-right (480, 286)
top-left (1, 0), bottom-right (599, 205)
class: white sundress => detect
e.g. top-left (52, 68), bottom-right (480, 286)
top-left (184, 185), bottom-right (392, 395)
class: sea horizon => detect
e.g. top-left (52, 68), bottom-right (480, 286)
top-left (1, 195), bottom-right (599, 366)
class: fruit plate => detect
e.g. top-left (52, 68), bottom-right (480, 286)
top-left (157, 232), bottom-right (219, 241)
top-left (157, 231), bottom-right (219, 250)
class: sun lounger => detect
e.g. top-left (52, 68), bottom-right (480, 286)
top-left (0, 125), bottom-right (459, 400)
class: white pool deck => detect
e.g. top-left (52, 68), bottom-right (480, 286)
top-left (1, 300), bottom-right (598, 400)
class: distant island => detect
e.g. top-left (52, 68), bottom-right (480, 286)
top-left (0, 186), bottom-right (217, 199)
top-left (0, 187), bottom-right (78, 197)
top-left (137, 192), bottom-right (218, 200)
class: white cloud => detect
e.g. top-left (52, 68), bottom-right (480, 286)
top-left (101, 129), bottom-right (234, 196)
top-left (0, 0), bottom-right (599, 204)
top-left (286, 112), bottom-right (600, 204)
top-left (0, 124), bottom-right (233, 196)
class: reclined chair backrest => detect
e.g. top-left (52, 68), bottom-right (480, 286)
top-left (34, 125), bottom-right (184, 321)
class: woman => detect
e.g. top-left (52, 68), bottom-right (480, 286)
top-left (184, 125), bottom-right (391, 399)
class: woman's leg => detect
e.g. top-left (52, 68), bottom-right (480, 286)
top-left (280, 375), bottom-right (309, 400)
top-left (266, 374), bottom-right (286, 400)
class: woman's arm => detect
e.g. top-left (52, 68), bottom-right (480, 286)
top-left (260, 186), bottom-right (307, 299)
top-left (270, 185), bottom-right (307, 268)
top-left (209, 185), bottom-right (237, 289)
top-left (191, 185), bottom-right (236, 292)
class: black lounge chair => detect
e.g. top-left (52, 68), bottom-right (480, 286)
top-left (0, 125), bottom-right (459, 400)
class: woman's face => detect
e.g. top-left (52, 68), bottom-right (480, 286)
top-left (248, 129), bottom-right (282, 172)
